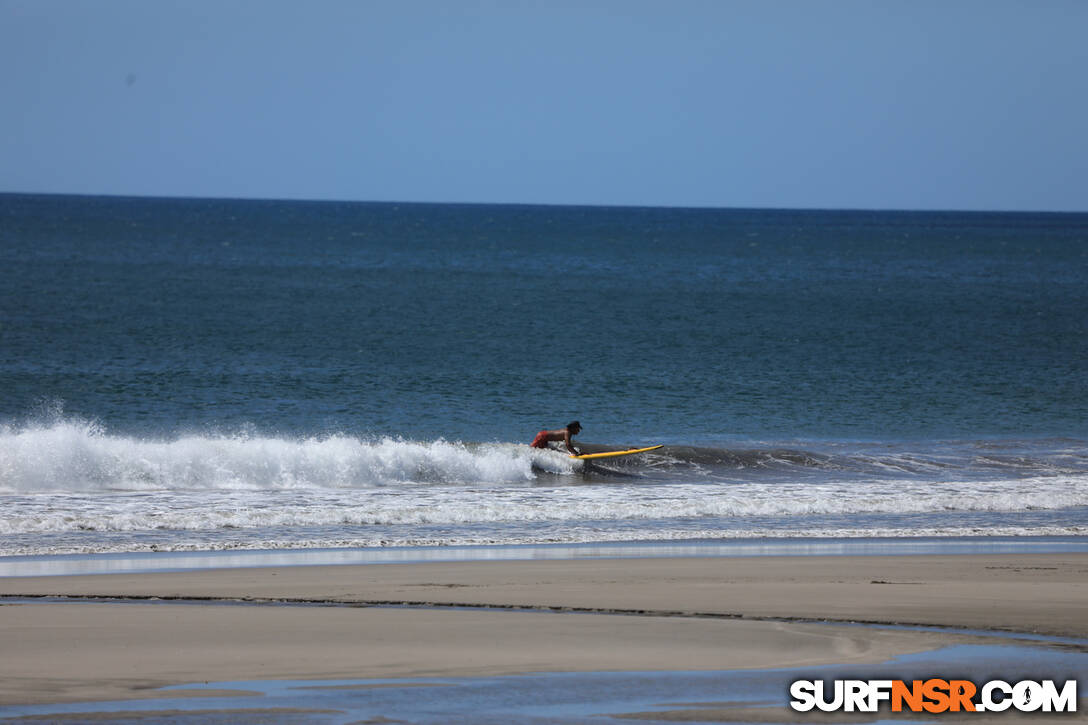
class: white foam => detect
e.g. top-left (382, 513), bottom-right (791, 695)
top-left (3, 525), bottom-right (1086, 558)
top-left (0, 420), bottom-right (569, 493)
top-left (2, 475), bottom-right (1086, 536)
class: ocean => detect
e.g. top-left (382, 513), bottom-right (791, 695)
top-left (2, 193), bottom-right (1087, 557)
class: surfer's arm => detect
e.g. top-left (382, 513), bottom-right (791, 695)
top-left (564, 431), bottom-right (578, 455)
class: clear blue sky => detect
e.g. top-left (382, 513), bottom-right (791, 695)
top-left (3, 0), bottom-right (1086, 211)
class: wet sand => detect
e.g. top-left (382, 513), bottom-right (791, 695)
top-left (1, 553), bottom-right (1085, 707)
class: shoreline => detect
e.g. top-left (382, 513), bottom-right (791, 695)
top-left (2, 534), bottom-right (1086, 578)
top-left (2, 551), bottom-right (1086, 709)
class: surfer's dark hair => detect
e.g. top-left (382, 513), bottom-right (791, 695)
top-left (567, 421), bottom-right (581, 431)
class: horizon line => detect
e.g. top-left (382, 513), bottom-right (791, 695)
top-left (2, 189), bottom-right (1087, 216)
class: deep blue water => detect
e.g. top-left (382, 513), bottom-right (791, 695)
top-left (3, 194), bottom-right (1087, 443)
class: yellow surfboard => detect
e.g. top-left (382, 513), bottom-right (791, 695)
top-left (571, 445), bottom-right (663, 460)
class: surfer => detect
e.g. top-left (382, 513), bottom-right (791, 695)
top-left (530, 421), bottom-right (582, 455)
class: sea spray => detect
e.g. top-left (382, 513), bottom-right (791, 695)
top-left (0, 419), bottom-right (563, 493)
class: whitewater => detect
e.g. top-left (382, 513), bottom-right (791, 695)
top-left (3, 418), bottom-right (1086, 557)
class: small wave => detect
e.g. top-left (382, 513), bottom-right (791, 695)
top-left (646, 442), bottom-right (1088, 480)
top-left (3, 476), bottom-right (1086, 536)
top-left (645, 446), bottom-right (838, 470)
top-left (3, 525), bottom-right (1086, 558)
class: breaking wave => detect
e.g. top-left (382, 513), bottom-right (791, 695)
top-left (4, 418), bottom-right (1086, 494)
top-left (0, 418), bottom-right (576, 493)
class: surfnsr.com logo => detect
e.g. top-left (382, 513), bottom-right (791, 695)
top-left (790, 679), bottom-right (1078, 714)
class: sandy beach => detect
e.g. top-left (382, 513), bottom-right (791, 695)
top-left (1, 552), bottom-right (1086, 714)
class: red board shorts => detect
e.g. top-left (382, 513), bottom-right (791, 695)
top-left (530, 431), bottom-right (550, 448)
